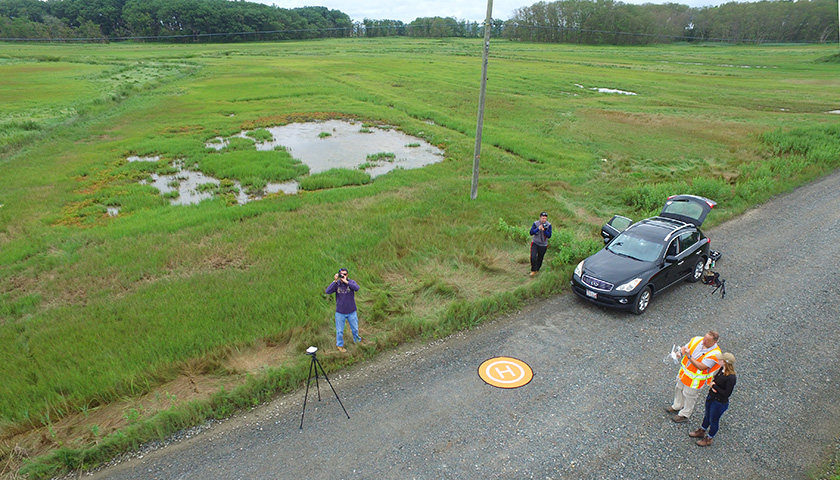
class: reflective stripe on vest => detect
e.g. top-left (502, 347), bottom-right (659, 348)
top-left (678, 336), bottom-right (722, 388)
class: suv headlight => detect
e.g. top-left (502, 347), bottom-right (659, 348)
top-left (574, 260), bottom-right (584, 278)
top-left (616, 278), bottom-right (642, 292)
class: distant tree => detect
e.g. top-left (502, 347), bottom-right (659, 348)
top-left (362, 18), bottom-right (405, 37)
top-left (0, 0), bottom-right (48, 22)
top-left (505, 0), bottom-right (838, 44)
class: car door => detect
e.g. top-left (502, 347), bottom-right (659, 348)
top-left (659, 195), bottom-right (716, 227)
top-left (665, 231), bottom-right (703, 282)
top-left (601, 215), bottom-right (633, 244)
top-left (677, 230), bottom-right (705, 278)
top-left (657, 237), bottom-right (683, 290)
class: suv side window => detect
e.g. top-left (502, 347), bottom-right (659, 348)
top-left (679, 231), bottom-right (700, 252)
top-left (666, 238), bottom-right (679, 257)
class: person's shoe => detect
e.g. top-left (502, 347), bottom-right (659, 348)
top-left (530, 271), bottom-right (537, 276)
top-left (356, 338), bottom-right (364, 345)
top-left (337, 346), bottom-right (347, 353)
top-left (696, 435), bottom-right (713, 447)
top-left (672, 415), bottom-right (689, 423)
top-left (689, 428), bottom-right (706, 438)
top-left (665, 406), bottom-right (679, 414)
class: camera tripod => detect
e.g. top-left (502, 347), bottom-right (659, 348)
top-left (299, 347), bottom-right (349, 429)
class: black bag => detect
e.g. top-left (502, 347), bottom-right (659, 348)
top-left (702, 269), bottom-right (725, 298)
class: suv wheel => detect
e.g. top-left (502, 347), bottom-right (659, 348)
top-left (687, 257), bottom-right (705, 283)
top-left (632, 286), bottom-right (652, 315)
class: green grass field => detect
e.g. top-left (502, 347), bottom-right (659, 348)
top-left (1, 38), bottom-right (839, 478)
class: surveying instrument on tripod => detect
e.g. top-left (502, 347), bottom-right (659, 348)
top-left (299, 346), bottom-right (349, 429)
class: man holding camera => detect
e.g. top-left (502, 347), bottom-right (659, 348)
top-left (325, 268), bottom-right (361, 352)
top-left (529, 212), bottom-right (553, 276)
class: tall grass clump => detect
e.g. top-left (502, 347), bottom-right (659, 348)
top-left (197, 150), bottom-right (309, 183)
top-left (298, 168), bottom-right (371, 190)
top-left (619, 181), bottom-right (689, 217)
top-left (549, 230), bottom-right (603, 266)
top-left (762, 124), bottom-right (840, 169)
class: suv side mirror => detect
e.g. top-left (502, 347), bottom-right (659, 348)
top-left (665, 255), bottom-right (678, 263)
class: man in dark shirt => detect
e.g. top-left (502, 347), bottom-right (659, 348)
top-left (325, 268), bottom-right (361, 352)
top-left (529, 212), bottom-right (552, 276)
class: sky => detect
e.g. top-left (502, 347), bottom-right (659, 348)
top-left (267, 0), bottom-right (738, 23)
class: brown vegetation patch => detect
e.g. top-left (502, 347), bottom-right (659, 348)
top-left (385, 246), bottom-right (526, 320)
top-left (570, 206), bottom-right (603, 228)
top-left (74, 134), bottom-right (119, 145)
top-left (51, 199), bottom-right (104, 228)
top-left (0, 275), bottom-right (35, 296)
top-left (225, 339), bottom-right (291, 374)
top-left (243, 112), bottom-right (355, 130)
top-left (583, 109), bottom-right (762, 145)
top-left (161, 125), bottom-right (204, 135)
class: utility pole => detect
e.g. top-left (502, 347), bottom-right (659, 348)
top-left (471, 0), bottom-right (493, 200)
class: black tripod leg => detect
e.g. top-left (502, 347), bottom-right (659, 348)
top-left (314, 359), bottom-right (321, 402)
top-left (314, 357), bottom-right (350, 419)
top-left (299, 355), bottom-right (315, 429)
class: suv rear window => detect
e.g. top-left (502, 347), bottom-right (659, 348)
top-left (679, 231), bottom-right (700, 251)
top-left (662, 201), bottom-right (704, 221)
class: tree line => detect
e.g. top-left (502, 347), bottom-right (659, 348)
top-left (503, 0), bottom-right (839, 44)
top-left (0, 0), bottom-right (353, 41)
top-left (359, 17), bottom-right (505, 38)
top-left (1, 0), bottom-right (837, 43)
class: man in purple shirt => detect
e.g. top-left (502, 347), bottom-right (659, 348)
top-left (325, 268), bottom-right (361, 352)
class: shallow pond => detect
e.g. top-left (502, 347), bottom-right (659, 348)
top-left (131, 120), bottom-right (443, 207)
top-left (208, 119), bottom-right (444, 178)
top-left (575, 83), bottom-right (637, 95)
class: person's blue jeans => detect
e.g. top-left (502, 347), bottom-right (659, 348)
top-left (335, 310), bottom-right (360, 347)
top-left (701, 398), bottom-right (729, 438)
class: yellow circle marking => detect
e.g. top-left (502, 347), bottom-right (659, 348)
top-left (478, 357), bottom-right (534, 389)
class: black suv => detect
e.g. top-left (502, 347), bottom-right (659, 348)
top-left (571, 195), bottom-right (716, 314)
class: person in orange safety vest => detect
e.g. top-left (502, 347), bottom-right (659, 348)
top-left (667, 331), bottom-right (721, 423)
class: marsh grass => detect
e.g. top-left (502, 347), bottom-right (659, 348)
top-left (246, 129), bottom-right (273, 142)
top-left (298, 168), bottom-right (371, 190)
top-left (1, 38), bottom-right (839, 478)
top-left (366, 152), bottom-right (396, 162)
top-left (198, 149), bottom-right (309, 182)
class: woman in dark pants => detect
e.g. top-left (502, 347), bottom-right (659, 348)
top-left (690, 352), bottom-right (737, 446)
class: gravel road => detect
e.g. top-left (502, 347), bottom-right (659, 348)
top-left (90, 172), bottom-right (840, 480)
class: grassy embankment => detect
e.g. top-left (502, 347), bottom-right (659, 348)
top-left (1, 38), bottom-right (838, 478)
